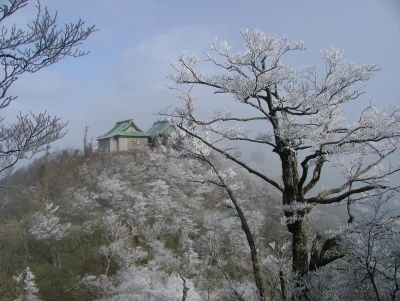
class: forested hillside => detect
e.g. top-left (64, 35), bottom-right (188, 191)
top-left (0, 148), bottom-right (283, 300)
top-left (0, 1), bottom-right (398, 300)
top-left (0, 147), bottom-right (398, 300)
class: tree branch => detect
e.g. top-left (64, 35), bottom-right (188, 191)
top-left (174, 122), bottom-right (284, 192)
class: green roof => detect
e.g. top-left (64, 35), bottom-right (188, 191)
top-left (146, 120), bottom-right (172, 137)
top-left (97, 119), bottom-right (171, 140)
top-left (97, 119), bottom-right (145, 140)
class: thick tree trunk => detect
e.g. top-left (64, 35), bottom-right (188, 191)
top-left (289, 220), bottom-right (309, 276)
top-left (279, 148), bottom-right (310, 276)
top-left (279, 153), bottom-right (308, 275)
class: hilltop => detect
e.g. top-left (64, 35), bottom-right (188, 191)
top-left (0, 148), bottom-right (282, 300)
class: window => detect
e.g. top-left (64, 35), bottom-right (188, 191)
top-left (130, 139), bottom-right (140, 146)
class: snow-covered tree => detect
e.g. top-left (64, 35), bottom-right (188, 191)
top-left (29, 202), bottom-right (70, 267)
top-left (30, 203), bottom-right (70, 241)
top-left (13, 267), bottom-right (41, 301)
top-left (337, 193), bottom-right (400, 300)
top-left (163, 134), bottom-right (269, 297)
top-left (161, 28), bottom-right (400, 286)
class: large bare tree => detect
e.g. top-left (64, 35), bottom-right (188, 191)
top-left (161, 29), bottom-right (400, 282)
top-left (0, 0), bottom-right (95, 179)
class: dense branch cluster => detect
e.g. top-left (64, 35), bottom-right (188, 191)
top-left (0, 17), bottom-right (398, 299)
top-left (0, 147), bottom-right (398, 300)
top-left (161, 28), bottom-right (400, 290)
top-left (0, 0), bottom-right (95, 108)
top-left (164, 29), bottom-right (400, 205)
top-left (0, 0), bottom-right (95, 178)
top-left (0, 112), bottom-right (66, 178)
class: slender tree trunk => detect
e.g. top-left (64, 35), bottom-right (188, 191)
top-left (179, 273), bottom-right (189, 301)
top-left (390, 262), bottom-right (399, 301)
top-left (17, 226), bottom-right (30, 267)
top-left (208, 159), bottom-right (266, 299)
top-left (50, 246), bottom-right (62, 268)
top-left (280, 270), bottom-right (287, 301)
top-left (225, 183), bottom-right (266, 298)
top-left (368, 269), bottom-right (381, 301)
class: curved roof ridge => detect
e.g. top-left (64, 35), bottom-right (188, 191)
top-left (146, 120), bottom-right (171, 137)
top-left (98, 119), bottom-right (144, 139)
top-left (97, 119), bottom-right (171, 140)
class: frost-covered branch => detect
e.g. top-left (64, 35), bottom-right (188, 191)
top-left (13, 267), bottom-right (41, 301)
top-left (0, 112), bottom-right (67, 177)
top-left (0, 0), bottom-right (95, 177)
top-left (163, 28), bottom-right (400, 279)
top-left (339, 193), bottom-right (400, 300)
top-left (29, 202), bottom-right (70, 241)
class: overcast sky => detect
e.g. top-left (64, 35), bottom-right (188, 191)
top-left (3, 0), bottom-right (400, 159)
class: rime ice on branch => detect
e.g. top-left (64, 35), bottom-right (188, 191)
top-left (161, 28), bottom-right (400, 278)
